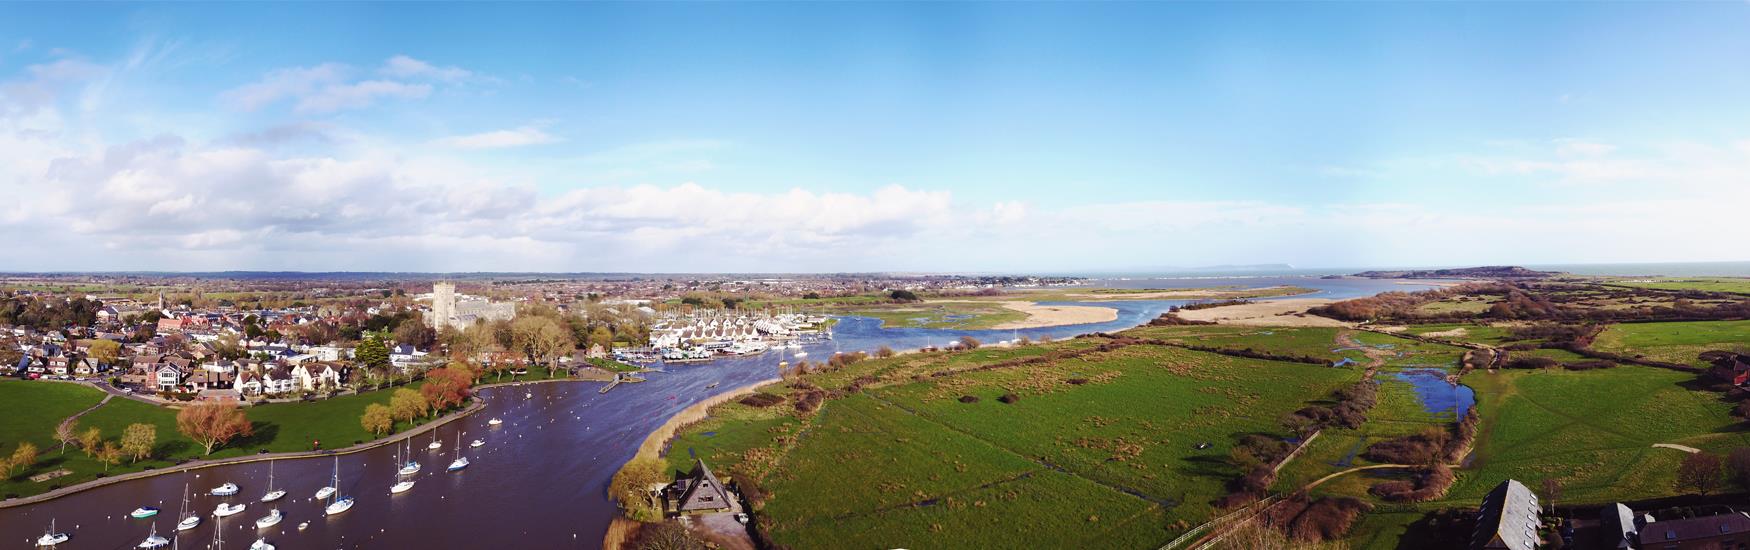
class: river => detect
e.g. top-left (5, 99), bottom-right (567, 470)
top-left (0, 277), bottom-right (1440, 549)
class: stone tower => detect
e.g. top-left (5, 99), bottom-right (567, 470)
top-left (430, 282), bottom-right (456, 329)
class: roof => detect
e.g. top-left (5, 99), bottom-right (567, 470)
top-left (1601, 503), bottom-right (1637, 549)
top-left (1637, 512), bottom-right (1750, 545)
top-left (1471, 479), bottom-right (1541, 550)
top-left (671, 458), bottom-right (732, 513)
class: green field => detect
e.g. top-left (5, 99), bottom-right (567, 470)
top-left (843, 301), bottom-right (1030, 330)
top-left (1605, 277), bottom-right (1750, 295)
top-left (1593, 319), bottom-right (1750, 366)
top-left (663, 335), bottom-right (1370, 547)
top-left (0, 381), bottom-right (455, 498)
top-left (1398, 323), bottom-right (1517, 346)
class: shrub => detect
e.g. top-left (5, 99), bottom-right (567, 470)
top-left (958, 395), bottom-right (980, 404)
top-left (1369, 465), bottom-right (1455, 502)
top-left (998, 393), bottom-right (1020, 404)
top-left (739, 393), bottom-right (784, 408)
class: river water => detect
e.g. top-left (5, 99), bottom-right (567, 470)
top-left (0, 277), bottom-right (1440, 549)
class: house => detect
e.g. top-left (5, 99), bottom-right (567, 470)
top-left (1636, 511), bottom-right (1750, 549)
top-left (1704, 352), bottom-right (1750, 386)
top-left (389, 344), bottom-right (429, 370)
top-left (154, 364), bottom-right (186, 391)
top-left (1471, 479), bottom-right (1541, 550)
top-left (663, 458), bottom-right (734, 515)
top-left (292, 362), bottom-right (345, 391)
top-left (1600, 503), bottom-right (1641, 549)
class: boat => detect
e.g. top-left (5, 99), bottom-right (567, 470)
top-left (297, 521), bottom-right (308, 530)
top-left (210, 482), bottom-right (239, 496)
top-left (470, 439), bottom-right (484, 448)
top-left (176, 483), bottom-right (201, 530)
top-left (250, 539), bottom-right (275, 550)
top-left (131, 506), bottom-right (161, 519)
top-left (213, 502), bottom-right (247, 517)
top-left (390, 479), bottom-right (416, 494)
top-left (254, 508), bottom-right (282, 529)
top-left (524, 391), bottom-right (532, 399)
top-left (36, 518), bottom-right (68, 547)
top-left (397, 439), bottom-right (420, 476)
top-left (488, 417), bottom-right (503, 426)
top-left (427, 432), bottom-right (442, 450)
top-left (137, 522), bottom-right (169, 549)
top-left (260, 460), bottom-right (285, 502)
top-left (793, 350), bottom-right (808, 357)
top-left (390, 441), bottom-right (417, 494)
top-left (446, 431), bottom-right (469, 472)
top-left (314, 456), bottom-right (339, 500)
top-left (706, 381), bottom-right (720, 389)
top-left (323, 456), bottom-right (354, 516)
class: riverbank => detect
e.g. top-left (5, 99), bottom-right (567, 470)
top-left (1172, 297), bottom-right (1350, 327)
top-left (986, 300), bottom-right (1118, 329)
top-left (0, 396), bottom-right (486, 509)
top-left (632, 378), bottom-right (783, 464)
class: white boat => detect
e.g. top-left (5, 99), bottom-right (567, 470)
top-left (261, 460), bottom-right (285, 502)
top-left (397, 439), bottom-right (420, 475)
top-left (324, 496), bottom-right (355, 516)
top-left (213, 502), bottom-right (246, 517)
top-left (131, 506), bottom-right (160, 519)
top-left (525, 391), bottom-right (532, 399)
top-left (793, 350), bottom-right (808, 357)
top-left (36, 519), bottom-right (68, 547)
top-left (250, 539), bottom-right (275, 550)
top-left (254, 508), bottom-right (282, 529)
top-left (488, 417), bottom-right (503, 426)
top-left (324, 456), bottom-right (354, 516)
top-left (297, 522), bottom-right (308, 531)
top-left (314, 455), bottom-right (340, 500)
top-left (470, 439), bottom-right (484, 448)
top-left (137, 523), bottom-right (169, 548)
top-left (446, 431), bottom-right (469, 471)
top-left (175, 483), bottom-right (200, 530)
top-left (210, 482), bottom-right (239, 496)
top-left (390, 480), bottom-right (416, 494)
top-left (427, 432), bottom-right (442, 450)
top-left (314, 486), bottom-right (336, 500)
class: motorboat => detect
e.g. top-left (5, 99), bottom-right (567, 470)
top-left (255, 508), bottom-right (282, 529)
top-left (36, 519), bottom-right (68, 547)
top-left (470, 439), bottom-right (484, 448)
top-left (250, 539), bottom-right (276, 550)
top-left (137, 523), bottom-right (169, 548)
top-left (324, 496), bottom-right (355, 516)
top-left (210, 482), bottom-right (239, 496)
top-left (390, 480), bottom-right (415, 494)
top-left (213, 502), bottom-right (247, 518)
top-left (130, 506), bottom-right (160, 519)
top-left (488, 417), bottom-right (503, 426)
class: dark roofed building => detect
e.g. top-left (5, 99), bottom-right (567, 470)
top-left (1472, 479), bottom-right (1542, 550)
top-left (664, 458), bottom-right (733, 515)
top-left (1635, 511), bottom-right (1750, 550)
top-left (1601, 503), bottom-right (1641, 549)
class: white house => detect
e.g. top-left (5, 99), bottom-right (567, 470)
top-left (291, 363), bottom-right (344, 391)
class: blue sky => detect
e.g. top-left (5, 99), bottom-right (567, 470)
top-left (1, 3), bottom-right (1747, 272)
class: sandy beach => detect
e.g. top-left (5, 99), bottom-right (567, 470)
top-left (1172, 298), bottom-right (1351, 327)
top-left (988, 300), bottom-right (1118, 329)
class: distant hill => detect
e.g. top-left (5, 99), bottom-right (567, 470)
top-left (1351, 266), bottom-right (1560, 279)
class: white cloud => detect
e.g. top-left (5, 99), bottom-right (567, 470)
top-left (294, 80), bottom-right (431, 114)
top-left (435, 125), bottom-right (558, 149)
top-left (380, 55), bottom-right (471, 81)
top-left (222, 63), bottom-right (349, 111)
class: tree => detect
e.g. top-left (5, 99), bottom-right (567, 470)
top-left (89, 339), bottom-right (121, 366)
top-left (176, 402), bottom-right (254, 455)
top-left (1677, 452), bottom-right (1724, 495)
top-left (121, 423), bottom-right (157, 463)
top-left (1541, 478), bottom-right (1563, 514)
top-left (389, 388), bottom-right (428, 423)
top-left (632, 520), bottom-right (707, 550)
top-left (3, 442), bottom-right (38, 477)
top-left (393, 320), bottom-right (436, 350)
top-left (588, 326), bottom-right (614, 351)
top-left (889, 289), bottom-right (920, 302)
top-left (78, 426), bottom-right (102, 458)
top-left (875, 345), bottom-right (896, 358)
top-left (361, 403), bottom-right (393, 436)
top-left (421, 365), bottom-right (473, 413)
top-left (55, 420), bottom-right (79, 455)
top-left (513, 316), bottom-right (575, 377)
top-left (96, 441), bottom-right (122, 472)
top-left (610, 457), bottom-right (667, 521)
top-left (958, 336), bottom-right (982, 350)
top-left (353, 331), bottom-right (391, 378)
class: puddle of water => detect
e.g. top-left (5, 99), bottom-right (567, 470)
top-left (1392, 369), bottom-right (1476, 419)
top-left (1333, 358), bottom-right (1357, 367)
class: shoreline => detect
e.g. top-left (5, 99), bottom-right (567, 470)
top-left (631, 377), bottom-right (783, 464)
top-left (1172, 298), bottom-right (1351, 327)
top-left (0, 375), bottom-right (593, 509)
top-left (987, 300), bottom-right (1118, 329)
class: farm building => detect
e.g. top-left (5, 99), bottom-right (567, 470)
top-left (1634, 511), bottom-right (1750, 549)
top-left (663, 458), bottom-right (734, 515)
top-left (1471, 479), bottom-right (1542, 550)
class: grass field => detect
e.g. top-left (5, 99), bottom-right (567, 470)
top-left (842, 301), bottom-right (1030, 329)
top-left (1605, 277), bottom-right (1750, 295)
top-left (663, 335), bottom-right (1370, 547)
top-left (0, 380), bottom-right (453, 498)
top-left (1397, 323), bottom-right (1517, 346)
top-left (1593, 319), bottom-right (1750, 367)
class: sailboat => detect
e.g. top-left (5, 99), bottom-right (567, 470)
top-left (249, 539), bottom-right (275, 550)
top-left (137, 522), bottom-right (169, 549)
top-left (176, 483), bottom-right (201, 530)
top-left (427, 431), bottom-right (442, 450)
top-left (35, 518), bottom-right (68, 547)
top-left (323, 457), bottom-right (355, 516)
top-left (390, 440), bottom-right (416, 494)
top-left (254, 508), bottom-right (282, 529)
top-left (446, 431), bottom-right (469, 472)
top-left (314, 456), bottom-right (338, 500)
top-left (397, 438), bottom-right (420, 476)
top-left (260, 460), bottom-right (285, 502)
top-left (212, 509), bottom-right (224, 550)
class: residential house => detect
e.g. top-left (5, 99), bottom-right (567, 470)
top-left (291, 362), bottom-right (345, 392)
top-left (389, 344), bottom-right (429, 370)
top-left (1636, 511), bottom-right (1750, 550)
top-left (1471, 479), bottom-right (1541, 550)
top-left (663, 458), bottom-right (734, 515)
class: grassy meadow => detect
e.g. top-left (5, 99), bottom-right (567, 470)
top-left (1592, 319), bottom-right (1750, 367)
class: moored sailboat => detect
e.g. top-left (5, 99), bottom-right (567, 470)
top-left (35, 518), bottom-right (69, 547)
top-left (176, 483), bottom-right (200, 530)
top-left (260, 460), bottom-right (285, 502)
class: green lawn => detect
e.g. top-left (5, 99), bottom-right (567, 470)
top-left (1593, 319), bottom-right (1750, 367)
top-left (1, 381), bottom-right (459, 498)
top-left (844, 301), bottom-right (1030, 330)
top-left (1606, 277), bottom-right (1750, 295)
